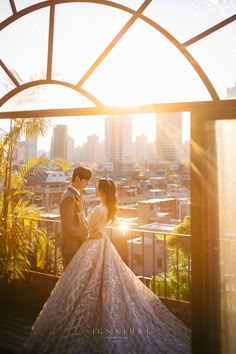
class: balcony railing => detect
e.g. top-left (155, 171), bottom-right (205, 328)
top-left (33, 217), bottom-right (191, 302)
top-left (26, 185), bottom-right (67, 193)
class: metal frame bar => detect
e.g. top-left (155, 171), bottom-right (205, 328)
top-left (141, 232), bottom-right (145, 282)
top-left (190, 102), bottom-right (236, 353)
top-left (1, 99), bottom-right (235, 119)
top-left (47, 5), bottom-right (55, 81)
top-left (0, 59), bottom-right (20, 88)
top-left (152, 233), bottom-right (156, 293)
top-left (0, 79), bottom-right (103, 108)
top-left (182, 14), bottom-right (236, 48)
top-left (9, 0), bottom-right (17, 15)
top-left (191, 110), bottom-right (206, 353)
top-left (76, 0), bottom-right (151, 88)
top-left (163, 233), bottom-right (167, 297)
top-left (176, 236), bottom-right (180, 300)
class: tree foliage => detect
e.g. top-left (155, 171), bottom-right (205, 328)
top-left (149, 216), bottom-right (191, 300)
top-left (0, 115), bottom-right (51, 282)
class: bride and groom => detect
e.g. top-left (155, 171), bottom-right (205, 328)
top-left (24, 166), bottom-right (191, 353)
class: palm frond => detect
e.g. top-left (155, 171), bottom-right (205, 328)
top-left (54, 160), bottom-right (71, 172)
top-left (22, 117), bottom-right (51, 138)
top-left (13, 190), bottom-right (34, 198)
top-left (19, 157), bottom-right (49, 181)
top-left (33, 228), bottom-right (48, 269)
top-left (14, 199), bottom-right (40, 218)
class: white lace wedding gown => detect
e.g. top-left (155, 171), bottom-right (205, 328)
top-left (24, 204), bottom-right (191, 353)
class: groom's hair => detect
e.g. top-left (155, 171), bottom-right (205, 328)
top-left (72, 166), bottom-right (92, 182)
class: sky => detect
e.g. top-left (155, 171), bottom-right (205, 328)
top-left (0, 0), bottom-right (235, 148)
top-left (0, 113), bottom-right (190, 151)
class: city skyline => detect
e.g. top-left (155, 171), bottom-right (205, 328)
top-left (0, 113), bottom-right (190, 153)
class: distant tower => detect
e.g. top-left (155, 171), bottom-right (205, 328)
top-left (22, 120), bottom-right (38, 161)
top-left (136, 134), bottom-right (148, 165)
top-left (86, 134), bottom-right (100, 161)
top-left (51, 125), bottom-right (67, 160)
top-left (25, 135), bottom-right (38, 161)
top-left (156, 112), bottom-right (182, 166)
top-left (67, 135), bottom-right (75, 161)
top-left (227, 82), bottom-right (236, 98)
top-left (105, 115), bottom-right (132, 172)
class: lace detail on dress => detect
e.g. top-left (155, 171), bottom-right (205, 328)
top-left (77, 204), bottom-right (108, 237)
top-left (87, 204), bottom-right (108, 235)
top-left (24, 204), bottom-right (191, 354)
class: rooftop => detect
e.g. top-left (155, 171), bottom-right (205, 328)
top-left (138, 198), bottom-right (176, 204)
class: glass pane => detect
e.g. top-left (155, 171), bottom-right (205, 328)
top-left (13, 0), bottom-right (144, 12)
top-left (0, 85), bottom-right (94, 112)
top-left (0, 66), bottom-right (11, 99)
top-left (0, 7), bottom-right (49, 82)
top-left (106, 0), bottom-right (144, 10)
top-left (14, 0), bottom-right (46, 11)
top-left (143, 0), bottom-right (236, 43)
top-left (83, 19), bottom-right (211, 105)
top-left (189, 21), bottom-right (236, 99)
top-left (52, 3), bottom-right (130, 84)
top-left (215, 119), bottom-right (236, 353)
top-left (0, 0), bottom-right (12, 22)
top-left (0, 118), bottom-right (10, 134)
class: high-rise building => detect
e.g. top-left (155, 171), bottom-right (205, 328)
top-left (51, 125), bottom-right (67, 160)
top-left (135, 134), bottom-right (148, 165)
top-left (86, 134), bottom-right (100, 161)
top-left (227, 82), bottom-right (236, 98)
top-left (67, 135), bottom-right (75, 161)
top-left (12, 139), bottom-right (25, 164)
top-left (156, 112), bottom-right (182, 166)
top-left (25, 135), bottom-right (37, 161)
top-left (105, 115), bottom-right (132, 172)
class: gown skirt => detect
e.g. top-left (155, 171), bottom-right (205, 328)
top-left (24, 235), bottom-right (191, 354)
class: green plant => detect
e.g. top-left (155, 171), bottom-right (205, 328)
top-left (149, 217), bottom-right (191, 300)
top-left (149, 266), bottom-right (190, 301)
top-left (0, 112), bottom-right (51, 281)
top-left (0, 199), bottom-right (47, 281)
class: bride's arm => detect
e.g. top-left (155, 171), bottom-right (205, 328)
top-left (87, 207), bottom-right (103, 235)
top-left (76, 201), bottom-right (103, 239)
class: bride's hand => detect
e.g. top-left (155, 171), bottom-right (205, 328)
top-left (89, 232), bottom-right (103, 239)
top-left (75, 199), bottom-right (83, 213)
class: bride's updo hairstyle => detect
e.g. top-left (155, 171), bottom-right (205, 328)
top-left (97, 178), bottom-right (118, 223)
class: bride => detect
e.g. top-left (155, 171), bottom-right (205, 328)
top-left (24, 178), bottom-right (191, 353)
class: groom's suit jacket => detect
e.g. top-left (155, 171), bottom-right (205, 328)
top-left (59, 186), bottom-right (88, 262)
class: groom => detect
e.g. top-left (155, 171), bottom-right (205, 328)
top-left (59, 166), bottom-right (92, 268)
